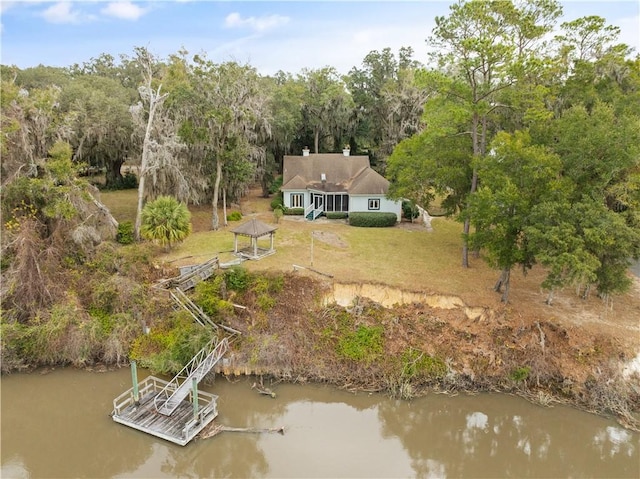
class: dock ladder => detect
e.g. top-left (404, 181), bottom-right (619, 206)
top-left (154, 337), bottom-right (229, 416)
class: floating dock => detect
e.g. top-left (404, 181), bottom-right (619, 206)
top-left (111, 375), bottom-right (218, 446)
top-left (112, 337), bottom-right (230, 446)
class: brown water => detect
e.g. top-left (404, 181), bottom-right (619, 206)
top-left (1, 368), bottom-right (638, 478)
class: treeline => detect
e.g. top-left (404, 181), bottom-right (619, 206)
top-left (387, 3), bottom-right (640, 302)
top-left (1, 45), bottom-right (424, 231)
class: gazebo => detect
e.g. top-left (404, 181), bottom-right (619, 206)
top-left (231, 218), bottom-right (277, 260)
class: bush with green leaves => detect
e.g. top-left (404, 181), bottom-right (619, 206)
top-left (102, 172), bottom-right (138, 191)
top-left (129, 312), bottom-right (213, 375)
top-left (402, 200), bottom-right (420, 220)
top-left (268, 176), bottom-right (283, 194)
top-left (285, 208), bottom-right (304, 215)
top-left (337, 325), bottom-right (384, 362)
top-left (140, 196), bottom-right (192, 250)
top-left (225, 266), bottom-right (251, 292)
top-left (193, 276), bottom-right (234, 319)
top-left (116, 221), bottom-right (135, 244)
top-left (226, 211), bottom-right (242, 221)
top-left (326, 212), bottom-right (348, 220)
top-left (348, 212), bottom-right (398, 227)
top-left (270, 193), bottom-right (284, 211)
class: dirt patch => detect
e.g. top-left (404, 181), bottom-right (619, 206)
top-left (312, 231), bottom-right (348, 248)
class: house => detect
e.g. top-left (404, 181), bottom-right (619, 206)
top-left (281, 148), bottom-right (402, 221)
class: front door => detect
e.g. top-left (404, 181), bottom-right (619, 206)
top-left (313, 193), bottom-right (324, 210)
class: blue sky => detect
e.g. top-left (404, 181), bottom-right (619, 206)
top-left (1, 1), bottom-right (638, 75)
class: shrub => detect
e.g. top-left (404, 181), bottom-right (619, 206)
top-left (116, 221), bottom-right (135, 245)
top-left (193, 277), bottom-right (234, 319)
top-left (226, 211), bottom-right (242, 221)
top-left (129, 313), bottom-right (212, 375)
top-left (268, 176), bottom-right (283, 194)
top-left (326, 212), bottom-right (348, 220)
top-left (337, 325), bottom-right (384, 362)
top-left (225, 266), bottom-right (251, 292)
top-left (270, 193), bottom-right (284, 211)
top-left (102, 172), bottom-right (138, 191)
top-left (348, 212), bottom-right (398, 227)
top-left (402, 200), bottom-right (420, 220)
top-left (510, 366), bottom-right (531, 382)
top-left (284, 208), bottom-right (304, 215)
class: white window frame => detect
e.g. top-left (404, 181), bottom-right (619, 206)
top-left (368, 198), bottom-right (380, 210)
top-left (290, 193), bottom-right (304, 208)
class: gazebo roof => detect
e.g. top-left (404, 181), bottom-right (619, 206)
top-left (231, 218), bottom-right (277, 237)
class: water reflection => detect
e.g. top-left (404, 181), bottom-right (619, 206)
top-left (1, 370), bottom-right (638, 478)
top-left (376, 394), bottom-right (638, 478)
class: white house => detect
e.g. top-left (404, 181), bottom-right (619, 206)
top-left (281, 148), bottom-right (401, 221)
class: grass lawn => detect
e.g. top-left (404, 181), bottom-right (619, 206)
top-left (100, 188), bottom-right (504, 304)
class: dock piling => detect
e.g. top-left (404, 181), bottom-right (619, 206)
top-left (192, 378), bottom-right (199, 422)
top-left (131, 360), bottom-right (140, 405)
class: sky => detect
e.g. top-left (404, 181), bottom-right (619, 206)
top-left (1, 1), bottom-right (639, 76)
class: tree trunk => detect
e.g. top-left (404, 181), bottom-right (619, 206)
top-left (545, 289), bottom-right (555, 306)
top-left (462, 218), bottom-right (470, 268)
top-left (105, 158), bottom-right (124, 189)
top-left (211, 157), bottom-right (222, 230)
top-left (462, 168), bottom-right (479, 268)
top-left (223, 187), bottom-right (228, 227)
top-left (134, 78), bottom-right (166, 241)
top-left (314, 129), bottom-right (320, 154)
top-left (494, 268), bottom-right (511, 303)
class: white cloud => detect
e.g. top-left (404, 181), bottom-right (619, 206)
top-left (224, 12), bottom-right (290, 33)
top-left (616, 13), bottom-right (640, 54)
top-left (41, 2), bottom-right (81, 24)
top-left (101, 1), bottom-right (147, 21)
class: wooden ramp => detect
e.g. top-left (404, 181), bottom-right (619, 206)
top-left (111, 376), bottom-right (218, 446)
top-left (155, 338), bottom-right (228, 416)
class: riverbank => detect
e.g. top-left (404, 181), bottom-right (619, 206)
top-left (198, 270), bottom-right (639, 431)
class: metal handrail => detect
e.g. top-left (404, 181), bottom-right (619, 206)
top-left (154, 337), bottom-right (229, 416)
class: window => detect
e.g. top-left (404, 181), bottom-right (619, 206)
top-left (326, 194), bottom-right (334, 212)
top-left (368, 198), bottom-right (380, 210)
top-left (290, 193), bottom-right (304, 208)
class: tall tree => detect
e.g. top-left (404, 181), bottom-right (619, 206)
top-left (347, 47), bottom-right (428, 169)
top-left (59, 75), bottom-right (135, 187)
top-left (434, 0), bottom-right (561, 267)
top-left (179, 57), bottom-right (270, 230)
top-left (132, 47), bottom-right (169, 241)
top-left (464, 130), bottom-right (563, 302)
top-left (299, 67), bottom-right (354, 153)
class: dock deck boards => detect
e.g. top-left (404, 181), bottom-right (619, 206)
top-left (112, 376), bottom-right (218, 446)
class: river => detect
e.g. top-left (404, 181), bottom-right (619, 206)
top-left (1, 368), bottom-right (638, 478)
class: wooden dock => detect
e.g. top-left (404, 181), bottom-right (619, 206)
top-left (112, 376), bottom-right (218, 446)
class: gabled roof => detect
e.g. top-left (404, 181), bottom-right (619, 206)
top-left (231, 218), bottom-right (277, 237)
top-left (348, 167), bottom-right (390, 195)
top-left (281, 154), bottom-right (389, 195)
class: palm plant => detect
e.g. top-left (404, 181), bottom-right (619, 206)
top-left (140, 196), bottom-right (192, 250)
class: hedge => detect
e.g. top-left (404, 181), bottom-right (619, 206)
top-left (348, 212), bottom-right (398, 227)
top-left (326, 212), bottom-right (348, 220)
top-left (284, 208), bottom-right (304, 215)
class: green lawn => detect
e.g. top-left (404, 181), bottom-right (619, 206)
top-left (99, 187), bottom-right (500, 303)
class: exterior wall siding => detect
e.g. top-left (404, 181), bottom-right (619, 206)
top-left (349, 195), bottom-right (401, 221)
top-left (283, 190), bottom-right (401, 221)
top-left (282, 190), bottom-right (310, 209)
